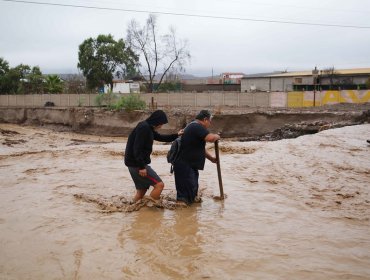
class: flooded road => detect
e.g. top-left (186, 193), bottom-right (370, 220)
top-left (1, 123), bottom-right (369, 279)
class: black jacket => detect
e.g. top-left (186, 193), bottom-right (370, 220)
top-left (124, 117), bottom-right (177, 169)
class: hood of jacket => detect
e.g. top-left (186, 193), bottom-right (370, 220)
top-left (146, 110), bottom-right (168, 127)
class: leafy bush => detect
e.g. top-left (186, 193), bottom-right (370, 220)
top-left (94, 90), bottom-right (118, 107)
top-left (113, 94), bottom-right (146, 111)
top-left (94, 93), bottom-right (104, 107)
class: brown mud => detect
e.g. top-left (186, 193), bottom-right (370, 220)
top-left (1, 104), bottom-right (370, 279)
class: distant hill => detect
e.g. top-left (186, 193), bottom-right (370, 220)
top-left (54, 73), bottom-right (85, 81)
top-left (179, 74), bottom-right (199, 80)
top-left (142, 73), bottom-right (200, 81)
top-left (53, 73), bottom-right (221, 81)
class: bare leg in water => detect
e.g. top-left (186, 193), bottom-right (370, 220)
top-left (133, 182), bottom-right (164, 202)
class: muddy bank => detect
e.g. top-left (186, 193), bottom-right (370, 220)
top-left (0, 105), bottom-right (369, 139)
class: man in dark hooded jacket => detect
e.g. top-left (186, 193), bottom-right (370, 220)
top-left (125, 110), bottom-right (183, 203)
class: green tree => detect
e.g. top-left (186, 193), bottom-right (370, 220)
top-left (0, 60), bottom-right (45, 94)
top-left (44, 75), bottom-right (64, 93)
top-left (28, 66), bottom-right (44, 93)
top-left (15, 64), bottom-right (31, 94)
top-left (126, 14), bottom-right (190, 93)
top-left (0, 58), bottom-right (10, 94)
top-left (0, 57), bottom-right (9, 76)
top-left (0, 64), bottom-right (30, 94)
top-left (78, 34), bottom-right (138, 90)
top-left (0, 68), bottom-right (19, 94)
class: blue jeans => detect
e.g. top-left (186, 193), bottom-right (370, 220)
top-left (173, 160), bottom-right (199, 204)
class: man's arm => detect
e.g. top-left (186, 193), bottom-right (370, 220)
top-left (153, 131), bottom-right (178, 142)
top-left (153, 128), bottom-right (184, 142)
top-left (204, 133), bottom-right (220, 143)
top-left (204, 133), bottom-right (220, 163)
top-left (205, 149), bottom-right (217, 163)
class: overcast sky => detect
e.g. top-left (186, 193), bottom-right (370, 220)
top-left (1, 0), bottom-right (370, 76)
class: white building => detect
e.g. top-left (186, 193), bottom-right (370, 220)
top-left (104, 80), bottom-right (140, 94)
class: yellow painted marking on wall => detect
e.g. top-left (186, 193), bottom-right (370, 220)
top-left (303, 100), bottom-right (313, 107)
top-left (360, 90), bottom-right (370, 103)
top-left (287, 92), bottom-right (303, 107)
top-left (320, 91), bottom-right (348, 104)
top-left (344, 90), bottom-right (360, 103)
top-left (302, 91), bottom-right (323, 107)
top-left (303, 100), bottom-right (323, 107)
top-left (298, 90), bottom-right (370, 107)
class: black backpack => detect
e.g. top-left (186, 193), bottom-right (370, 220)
top-left (167, 136), bottom-right (182, 173)
top-left (167, 121), bottom-right (195, 173)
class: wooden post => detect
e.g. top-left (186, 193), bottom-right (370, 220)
top-left (214, 140), bottom-right (224, 199)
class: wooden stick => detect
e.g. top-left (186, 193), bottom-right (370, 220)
top-left (214, 140), bottom-right (224, 199)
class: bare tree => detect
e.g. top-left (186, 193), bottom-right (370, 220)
top-left (126, 14), bottom-right (191, 93)
top-left (322, 67), bottom-right (337, 89)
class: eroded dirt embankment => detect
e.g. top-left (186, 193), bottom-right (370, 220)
top-left (0, 105), bottom-right (369, 140)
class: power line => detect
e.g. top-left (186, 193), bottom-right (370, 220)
top-left (230, 0), bottom-right (370, 14)
top-left (2, 0), bottom-right (370, 29)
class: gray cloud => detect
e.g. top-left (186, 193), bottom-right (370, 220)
top-left (1, 0), bottom-right (369, 75)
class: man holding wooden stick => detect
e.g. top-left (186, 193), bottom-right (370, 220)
top-left (173, 110), bottom-right (220, 205)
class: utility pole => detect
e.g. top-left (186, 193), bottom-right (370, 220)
top-left (312, 67), bottom-right (319, 107)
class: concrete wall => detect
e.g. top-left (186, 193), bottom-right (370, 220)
top-left (141, 92), bottom-right (270, 107)
top-left (0, 90), bottom-right (369, 109)
top-left (0, 94), bottom-right (97, 107)
top-left (287, 90), bottom-right (370, 107)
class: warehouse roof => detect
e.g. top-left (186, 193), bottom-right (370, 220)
top-left (242, 68), bottom-right (370, 79)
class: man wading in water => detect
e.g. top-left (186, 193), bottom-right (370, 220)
top-left (124, 110), bottom-right (183, 203)
top-left (173, 110), bottom-right (220, 205)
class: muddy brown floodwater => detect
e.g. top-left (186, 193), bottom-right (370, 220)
top-left (1, 123), bottom-right (370, 279)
